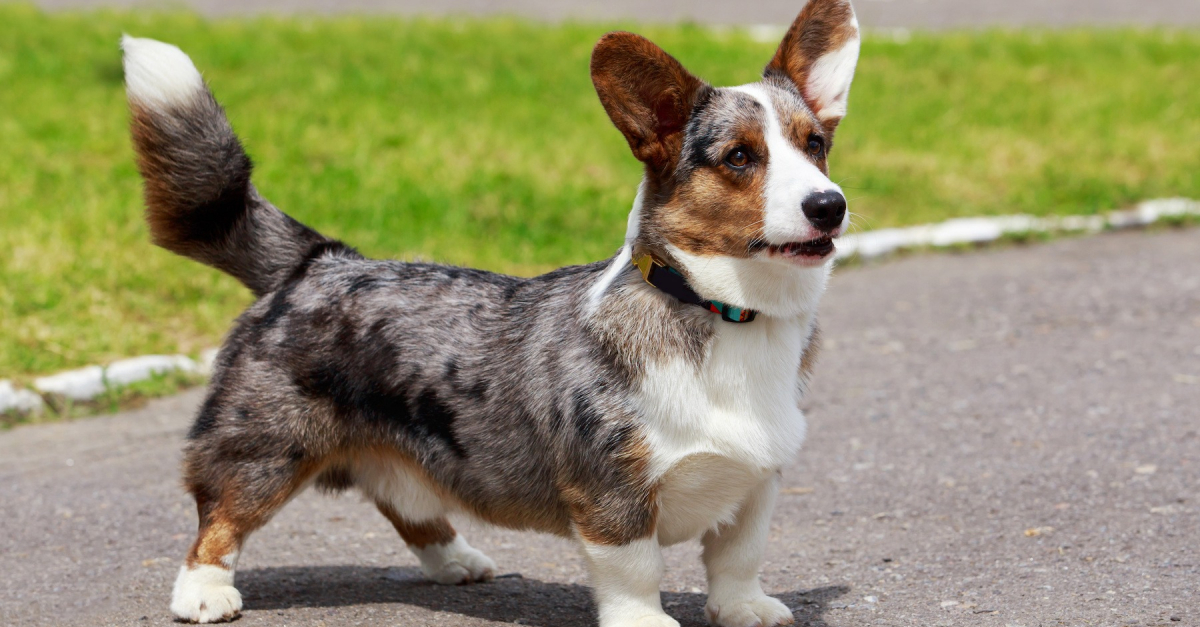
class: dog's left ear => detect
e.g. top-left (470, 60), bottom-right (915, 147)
top-left (766, 0), bottom-right (861, 132)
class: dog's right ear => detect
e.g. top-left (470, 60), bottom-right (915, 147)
top-left (591, 32), bottom-right (707, 171)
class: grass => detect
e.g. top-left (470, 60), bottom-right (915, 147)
top-left (2, 4), bottom-right (1199, 379)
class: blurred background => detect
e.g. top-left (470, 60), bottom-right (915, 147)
top-left (28, 0), bottom-right (1200, 28)
top-left (1, 0), bottom-right (1198, 405)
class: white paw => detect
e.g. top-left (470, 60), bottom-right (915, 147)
top-left (170, 564), bottom-right (242, 623)
top-left (706, 593), bottom-right (794, 627)
top-left (411, 535), bottom-right (497, 585)
top-left (603, 614), bottom-right (681, 627)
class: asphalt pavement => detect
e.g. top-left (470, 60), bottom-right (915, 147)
top-left (2, 226), bottom-right (1197, 626)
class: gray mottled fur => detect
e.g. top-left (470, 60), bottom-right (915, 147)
top-left (190, 245), bottom-right (700, 536)
top-left (132, 69), bottom-right (734, 543)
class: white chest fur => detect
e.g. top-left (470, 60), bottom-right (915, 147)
top-left (635, 314), bottom-right (815, 545)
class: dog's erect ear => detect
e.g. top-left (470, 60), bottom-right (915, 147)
top-left (591, 32), bottom-right (707, 169)
top-left (766, 0), bottom-right (861, 131)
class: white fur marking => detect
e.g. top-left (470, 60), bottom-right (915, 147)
top-left (731, 84), bottom-right (843, 249)
top-left (586, 180), bottom-right (647, 315)
top-left (656, 454), bottom-right (761, 546)
top-left (410, 535), bottom-right (497, 585)
top-left (587, 248), bottom-right (633, 316)
top-left (353, 454), bottom-right (450, 522)
top-left (637, 313), bottom-right (816, 545)
top-left (625, 179), bottom-right (645, 243)
top-left (806, 35), bottom-right (861, 121)
top-left (581, 536), bottom-right (677, 627)
top-left (219, 550), bottom-right (240, 570)
top-left (170, 563), bottom-right (242, 624)
top-left (667, 244), bottom-right (831, 319)
top-left (121, 35), bottom-right (205, 110)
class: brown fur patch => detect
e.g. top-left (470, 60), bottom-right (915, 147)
top-left (780, 111), bottom-right (830, 175)
top-left (129, 101), bottom-right (251, 259)
top-left (184, 513), bottom-right (243, 569)
top-left (375, 503), bottom-right (457, 549)
top-left (565, 432), bottom-right (658, 546)
top-left (591, 32), bottom-right (707, 172)
top-left (799, 322), bottom-right (822, 382)
top-left (655, 137), bottom-right (770, 260)
top-left (625, 88), bottom-right (778, 264)
top-left (182, 453), bottom-right (325, 569)
top-left (129, 105), bottom-right (174, 241)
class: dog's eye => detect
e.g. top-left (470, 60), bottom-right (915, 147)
top-left (807, 135), bottom-right (825, 157)
top-left (724, 147), bottom-right (750, 169)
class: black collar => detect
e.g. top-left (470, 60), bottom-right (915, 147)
top-left (631, 253), bottom-right (757, 323)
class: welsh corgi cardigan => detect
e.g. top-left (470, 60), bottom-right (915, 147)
top-left (122, 1), bottom-right (861, 624)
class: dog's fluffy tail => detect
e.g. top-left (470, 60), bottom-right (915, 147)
top-left (122, 36), bottom-right (332, 297)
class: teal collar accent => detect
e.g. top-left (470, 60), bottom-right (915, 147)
top-left (632, 254), bottom-right (758, 323)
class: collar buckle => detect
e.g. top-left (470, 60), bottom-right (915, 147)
top-left (632, 253), bottom-right (665, 284)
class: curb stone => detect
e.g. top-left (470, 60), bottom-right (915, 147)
top-left (0, 380), bottom-right (45, 416)
top-left (33, 365), bottom-right (105, 401)
top-left (1, 350), bottom-right (219, 417)
top-left (104, 354), bottom-right (199, 387)
top-left (3, 198), bottom-right (1198, 416)
top-left (835, 197), bottom-right (1199, 260)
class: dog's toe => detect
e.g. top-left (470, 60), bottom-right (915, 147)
top-left (415, 536), bottom-right (497, 585)
top-left (170, 565), bottom-right (243, 624)
top-left (606, 614), bottom-right (681, 627)
top-left (705, 594), bottom-right (794, 627)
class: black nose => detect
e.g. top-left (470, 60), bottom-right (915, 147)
top-left (801, 191), bottom-right (847, 232)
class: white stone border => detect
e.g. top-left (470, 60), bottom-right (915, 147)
top-left (3, 197), bottom-right (1198, 416)
top-left (835, 197), bottom-right (1199, 260)
top-left (1, 349), bottom-right (218, 417)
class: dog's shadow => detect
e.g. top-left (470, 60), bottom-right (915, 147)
top-left (239, 565), bottom-right (848, 626)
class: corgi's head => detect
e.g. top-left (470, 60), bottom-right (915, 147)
top-left (591, 0), bottom-right (860, 318)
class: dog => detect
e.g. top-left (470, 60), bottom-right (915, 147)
top-left (121, 1), bottom-right (860, 624)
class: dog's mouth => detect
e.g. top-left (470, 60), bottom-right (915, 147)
top-left (768, 236), bottom-right (835, 260)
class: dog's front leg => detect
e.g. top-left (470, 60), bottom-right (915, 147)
top-left (580, 535), bottom-right (677, 627)
top-left (701, 473), bottom-right (794, 627)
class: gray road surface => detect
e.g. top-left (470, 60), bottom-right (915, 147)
top-left (30, 0), bottom-right (1200, 28)
top-left (2, 227), bottom-right (1198, 626)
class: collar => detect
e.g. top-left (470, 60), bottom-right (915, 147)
top-left (632, 253), bottom-right (758, 323)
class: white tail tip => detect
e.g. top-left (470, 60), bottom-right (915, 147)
top-left (121, 35), bottom-right (205, 110)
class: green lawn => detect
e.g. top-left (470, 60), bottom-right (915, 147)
top-left (2, 4), bottom-right (1198, 379)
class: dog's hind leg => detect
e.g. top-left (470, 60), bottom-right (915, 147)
top-left (374, 502), bottom-right (496, 584)
top-left (171, 454), bottom-right (320, 623)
